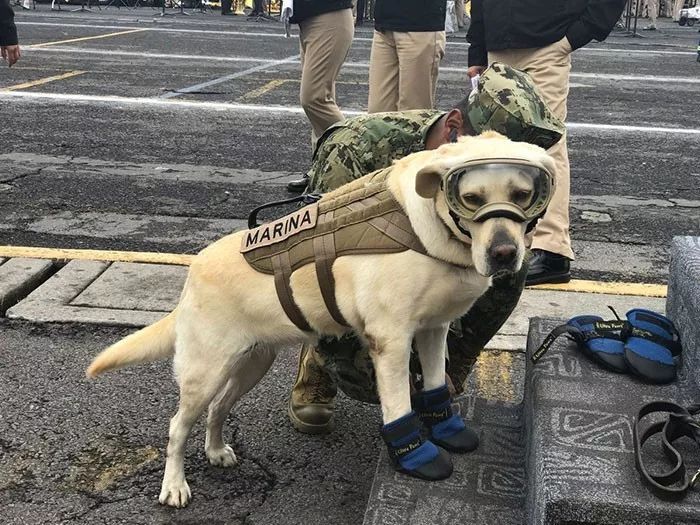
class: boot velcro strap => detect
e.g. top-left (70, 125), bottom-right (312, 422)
top-left (381, 412), bottom-right (424, 463)
top-left (381, 412), bottom-right (422, 445)
top-left (417, 406), bottom-right (452, 427)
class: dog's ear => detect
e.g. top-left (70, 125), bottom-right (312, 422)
top-left (415, 165), bottom-right (446, 199)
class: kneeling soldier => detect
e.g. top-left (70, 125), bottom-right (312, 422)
top-left (288, 63), bottom-right (565, 434)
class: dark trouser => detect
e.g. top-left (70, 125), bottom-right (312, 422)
top-left (221, 0), bottom-right (232, 13)
top-left (315, 261), bottom-right (529, 404)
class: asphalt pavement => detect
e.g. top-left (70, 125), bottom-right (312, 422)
top-left (1, 8), bottom-right (699, 283)
top-left (0, 319), bottom-right (380, 525)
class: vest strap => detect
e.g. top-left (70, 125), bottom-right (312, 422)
top-left (313, 210), bottom-right (350, 327)
top-left (271, 252), bottom-right (312, 332)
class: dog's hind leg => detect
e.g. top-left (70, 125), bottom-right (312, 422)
top-left (414, 324), bottom-right (450, 391)
top-left (205, 344), bottom-right (277, 467)
top-left (159, 344), bottom-right (236, 508)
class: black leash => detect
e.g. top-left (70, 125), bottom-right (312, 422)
top-left (634, 401), bottom-right (700, 500)
top-left (247, 193), bottom-right (322, 229)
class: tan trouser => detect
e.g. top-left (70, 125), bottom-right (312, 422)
top-left (455, 0), bottom-right (465, 27)
top-left (489, 37), bottom-right (574, 259)
top-left (670, 0), bottom-right (684, 21)
top-left (367, 30), bottom-right (446, 113)
top-left (645, 0), bottom-right (658, 25)
top-left (299, 8), bottom-right (354, 146)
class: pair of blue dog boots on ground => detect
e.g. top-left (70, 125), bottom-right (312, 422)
top-left (380, 385), bottom-right (479, 481)
top-left (533, 308), bottom-right (682, 384)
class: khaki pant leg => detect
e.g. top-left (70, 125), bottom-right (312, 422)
top-left (394, 31), bottom-right (446, 111)
top-left (298, 9), bottom-right (354, 146)
top-left (645, 0), bottom-right (658, 24)
top-left (455, 0), bottom-right (465, 27)
top-left (672, 0), bottom-right (684, 21)
top-left (489, 38), bottom-right (574, 259)
top-left (368, 30), bottom-right (400, 113)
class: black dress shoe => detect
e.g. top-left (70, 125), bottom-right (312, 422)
top-left (526, 249), bottom-right (571, 286)
top-left (286, 175), bottom-right (309, 193)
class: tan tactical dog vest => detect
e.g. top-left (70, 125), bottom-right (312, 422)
top-left (241, 168), bottom-right (428, 332)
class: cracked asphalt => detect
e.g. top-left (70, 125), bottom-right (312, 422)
top-left (1, 9), bottom-right (699, 283)
top-left (0, 320), bottom-right (381, 525)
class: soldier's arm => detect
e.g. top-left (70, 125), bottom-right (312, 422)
top-left (466, 0), bottom-right (487, 67)
top-left (566, 0), bottom-right (627, 50)
top-left (307, 142), bottom-right (368, 193)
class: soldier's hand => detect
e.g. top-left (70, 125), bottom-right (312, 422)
top-left (467, 65), bottom-right (485, 78)
top-left (1, 45), bottom-right (21, 67)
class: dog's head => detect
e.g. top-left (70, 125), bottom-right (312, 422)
top-left (415, 132), bottom-right (556, 277)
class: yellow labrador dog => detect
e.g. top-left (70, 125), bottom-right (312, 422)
top-left (87, 132), bottom-right (555, 507)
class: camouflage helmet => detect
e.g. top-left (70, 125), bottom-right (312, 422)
top-left (466, 62), bottom-right (565, 150)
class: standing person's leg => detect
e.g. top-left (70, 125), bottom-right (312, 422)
top-left (671, 0), bottom-right (684, 21)
top-left (490, 38), bottom-right (575, 271)
top-left (394, 31), bottom-right (446, 111)
top-left (643, 0), bottom-right (658, 28)
top-left (455, 0), bottom-right (465, 28)
top-left (298, 9), bottom-right (354, 146)
top-left (368, 30), bottom-right (400, 113)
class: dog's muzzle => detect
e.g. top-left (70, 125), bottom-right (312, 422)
top-left (443, 159), bottom-right (554, 234)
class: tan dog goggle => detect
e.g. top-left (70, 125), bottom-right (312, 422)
top-left (443, 158), bottom-right (554, 227)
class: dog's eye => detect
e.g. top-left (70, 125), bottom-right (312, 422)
top-left (513, 189), bottom-right (533, 205)
top-left (461, 193), bottom-right (484, 210)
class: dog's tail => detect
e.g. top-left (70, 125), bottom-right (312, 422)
top-left (86, 310), bottom-right (177, 378)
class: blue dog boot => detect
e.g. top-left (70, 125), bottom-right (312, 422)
top-left (412, 385), bottom-right (479, 453)
top-left (380, 411), bottom-right (453, 481)
top-left (624, 309), bottom-right (682, 384)
top-left (531, 315), bottom-right (627, 373)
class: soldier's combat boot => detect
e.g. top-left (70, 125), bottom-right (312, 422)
top-left (412, 384), bottom-right (479, 453)
top-left (381, 411), bottom-right (453, 480)
top-left (288, 343), bottom-right (337, 434)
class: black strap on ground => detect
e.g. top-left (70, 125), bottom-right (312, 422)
top-left (633, 401), bottom-right (700, 500)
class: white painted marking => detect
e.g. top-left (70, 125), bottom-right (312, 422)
top-left (567, 122), bottom-right (700, 135)
top-left (159, 54), bottom-right (300, 99)
top-left (22, 47), bottom-right (700, 85)
top-left (3, 91), bottom-right (700, 135)
top-left (17, 22), bottom-right (696, 55)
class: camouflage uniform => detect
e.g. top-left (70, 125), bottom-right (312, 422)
top-left (307, 110), bottom-right (444, 193)
top-left (303, 63), bottom-right (565, 404)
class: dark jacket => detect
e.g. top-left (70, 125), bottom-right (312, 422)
top-left (467, 0), bottom-right (627, 66)
top-left (374, 0), bottom-right (446, 32)
top-left (290, 0), bottom-right (353, 24)
top-left (0, 0), bottom-right (18, 47)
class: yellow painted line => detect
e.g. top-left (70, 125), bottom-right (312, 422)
top-left (0, 246), bottom-right (194, 266)
top-left (0, 245), bottom-right (668, 297)
top-left (2, 70), bottom-right (86, 91)
top-left (30, 28), bottom-right (148, 48)
top-left (239, 79), bottom-right (289, 101)
top-left (529, 279), bottom-right (667, 298)
top-left (474, 351), bottom-right (516, 403)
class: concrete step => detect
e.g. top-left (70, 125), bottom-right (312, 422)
top-left (524, 317), bottom-right (699, 525)
top-left (667, 236), bottom-right (700, 391)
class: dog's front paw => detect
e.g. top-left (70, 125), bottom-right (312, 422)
top-left (159, 478), bottom-right (191, 508)
top-left (206, 444), bottom-right (238, 468)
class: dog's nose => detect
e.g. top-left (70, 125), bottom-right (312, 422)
top-left (489, 243), bottom-right (517, 264)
